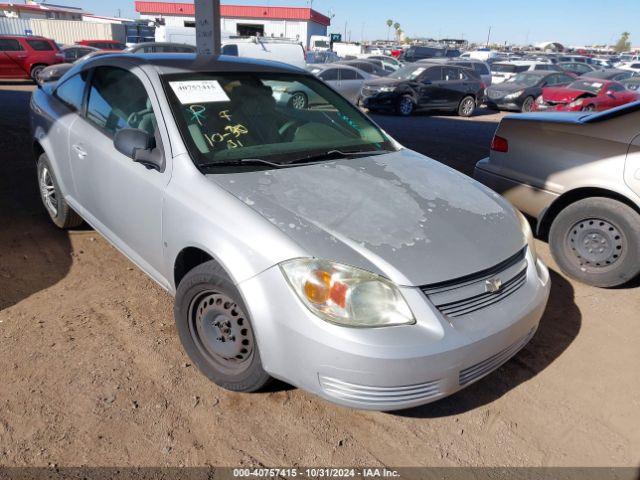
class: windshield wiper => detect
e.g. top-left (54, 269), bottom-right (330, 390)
top-left (199, 158), bottom-right (288, 170)
top-left (286, 149), bottom-right (392, 165)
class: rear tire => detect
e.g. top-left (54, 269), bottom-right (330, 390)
top-left (288, 91), bottom-right (308, 110)
top-left (174, 260), bottom-right (272, 392)
top-left (396, 95), bottom-right (414, 116)
top-left (458, 95), bottom-right (476, 117)
top-left (549, 197), bottom-right (640, 287)
top-left (37, 153), bottom-right (83, 229)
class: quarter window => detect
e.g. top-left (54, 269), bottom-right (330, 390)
top-left (26, 39), bottom-right (54, 51)
top-left (54, 71), bottom-right (89, 111)
top-left (0, 38), bottom-right (23, 51)
top-left (86, 66), bottom-right (157, 137)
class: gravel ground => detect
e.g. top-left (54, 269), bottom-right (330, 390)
top-left (0, 83), bottom-right (638, 468)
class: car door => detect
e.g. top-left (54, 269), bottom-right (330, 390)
top-left (318, 67), bottom-right (340, 89)
top-left (67, 64), bottom-right (172, 286)
top-left (338, 68), bottom-right (366, 102)
top-left (441, 66), bottom-right (467, 107)
top-left (0, 38), bottom-right (27, 78)
top-left (416, 66), bottom-right (446, 108)
top-left (625, 134), bottom-right (640, 197)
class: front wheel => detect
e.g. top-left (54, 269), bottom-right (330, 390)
top-left (549, 197), bottom-right (640, 287)
top-left (288, 91), bottom-right (308, 110)
top-left (521, 96), bottom-right (535, 113)
top-left (458, 95), bottom-right (476, 117)
top-left (396, 95), bottom-right (414, 116)
top-left (30, 64), bottom-right (46, 82)
top-left (174, 260), bottom-right (272, 392)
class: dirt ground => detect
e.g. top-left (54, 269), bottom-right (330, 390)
top-left (0, 83), bottom-right (639, 468)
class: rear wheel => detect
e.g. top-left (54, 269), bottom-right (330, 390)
top-left (174, 260), bottom-right (272, 392)
top-left (37, 154), bottom-right (83, 229)
top-left (396, 95), bottom-right (414, 116)
top-left (458, 95), bottom-right (476, 117)
top-left (521, 96), bottom-right (535, 113)
top-left (549, 197), bottom-right (640, 287)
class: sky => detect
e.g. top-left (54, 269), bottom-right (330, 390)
top-left (54, 0), bottom-right (638, 46)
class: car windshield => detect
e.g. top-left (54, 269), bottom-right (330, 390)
top-left (162, 72), bottom-right (395, 168)
top-left (567, 80), bottom-right (605, 94)
top-left (505, 73), bottom-right (542, 87)
top-left (388, 66), bottom-right (426, 80)
top-left (491, 63), bottom-right (526, 73)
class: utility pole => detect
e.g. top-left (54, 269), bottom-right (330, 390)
top-left (486, 26), bottom-right (492, 47)
top-left (194, 0), bottom-right (221, 55)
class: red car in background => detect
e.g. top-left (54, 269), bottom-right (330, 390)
top-left (534, 78), bottom-right (639, 112)
top-left (76, 40), bottom-right (126, 51)
top-left (0, 35), bottom-right (64, 80)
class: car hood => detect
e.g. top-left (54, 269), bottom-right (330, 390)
top-left (208, 150), bottom-right (525, 286)
top-left (363, 77), bottom-right (405, 88)
top-left (542, 87), bottom-right (594, 102)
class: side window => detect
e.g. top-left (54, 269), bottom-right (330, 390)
top-left (0, 38), bottom-right (24, 51)
top-left (63, 49), bottom-right (77, 62)
top-left (340, 69), bottom-right (360, 80)
top-left (355, 63), bottom-right (373, 73)
top-left (421, 67), bottom-right (442, 81)
top-left (443, 67), bottom-right (460, 81)
top-left (222, 44), bottom-right (238, 56)
top-left (54, 71), bottom-right (89, 111)
top-left (26, 39), bottom-right (54, 51)
top-left (319, 69), bottom-right (339, 81)
top-left (608, 84), bottom-right (624, 92)
top-left (86, 67), bottom-right (157, 137)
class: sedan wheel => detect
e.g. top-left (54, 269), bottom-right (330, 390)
top-left (39, 165), bottom-right (58, 217)
top-left (289, 92), bottom-right (308, 110)
top-left (521, 96), bottom-right (535, 113)
top-left (549, 197), bottom-right (640, 287)
top-left (174, 260), bottom-right (271, 392)
top-left (37, 153), bottom-right (83, 229)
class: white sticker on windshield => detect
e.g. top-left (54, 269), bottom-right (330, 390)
top-left (169, 80), bottom-right (230, 104)
top-left (592, 82), bottom-right (603, 88)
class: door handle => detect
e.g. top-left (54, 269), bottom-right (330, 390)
top-left (72, 144), bottom-right (87, 159)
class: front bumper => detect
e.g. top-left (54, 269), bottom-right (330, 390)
top-left (359, 92), bottom-right (401, 111)
top-left (533, 103), bottom-right (578, 112)
top-left (239, 250), bottom-right (551, 410)
top-left (485, 98), bottom-right (522, 111)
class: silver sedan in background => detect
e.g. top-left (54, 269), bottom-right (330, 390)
top-left (31, 54), bottom-right (550, 410)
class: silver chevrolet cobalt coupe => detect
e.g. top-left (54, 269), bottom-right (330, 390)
top-left (31, 54), bottom-right (550, 410)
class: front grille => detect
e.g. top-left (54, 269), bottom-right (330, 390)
top-left (487, 91), bottom-right (505, 100)
top-left (319, 375), bottom-right (442, 406)
top-left (459, 327), bottom-right (536, 385)
top-left (422, 248), bottom-right (528, 318)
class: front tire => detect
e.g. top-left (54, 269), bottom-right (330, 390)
top-left (30, 64), bottom-right (46, 82)
top-left (174, 260), bottom-right (272, 392)
top-left (288, 91), bottom-right (308, 110)
top-left (521, 96), bottom-right (535, 113)
top-left (458, 95), bottom-right (476, 117)
top-left (37, 153), bottom-right (83, 229)
top-left (549, 197), bottom-right (640, 287)
top-left (396, 95), bottom-right (414, 116)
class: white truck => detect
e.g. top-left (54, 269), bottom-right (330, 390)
top-left (309, 35), bottom-right (331, 52)
top-left (332, 42), bottom-right (363, 59)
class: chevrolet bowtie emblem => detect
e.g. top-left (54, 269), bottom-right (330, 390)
top-left (485, 278), bottom-right (503, 294)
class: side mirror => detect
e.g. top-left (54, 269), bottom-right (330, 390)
top-left (114, 128), bottom-right (163, 171)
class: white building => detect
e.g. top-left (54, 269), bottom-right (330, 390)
top-left (134, 1), bottom-right (330, 48)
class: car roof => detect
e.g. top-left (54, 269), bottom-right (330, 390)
top-left (71, 53), bottom-right (307, 76)
top-left (0, 34), bottom-right (49, 39)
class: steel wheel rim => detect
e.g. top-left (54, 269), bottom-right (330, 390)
top-left (566, 218), bottom-right (625, 270)
top-left (400, 98), bottom-right (413, 115)
top-left (462, 98), bottom-right (474, 116)
top-left (522, 97), bottom-right (534, 112)
top-left (291, 93), bottom-right (306, 109)
top-left (39, 166), bottom-right (57, 217)
top-left (188, 291), bottom-right (254, 375)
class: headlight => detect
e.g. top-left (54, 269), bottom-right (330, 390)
top-left (516, 210), bottom-right (538, 265)
top-left (271, 85), bottom-right (289, 93)
top-left (568, 98), bottom-right (584, 108)
top-left (280, 258), bottom-right (415, 328)
top-left (504, 90), bottom-right (524, 100)
top-left (377, 86), bottom-right (396, 92)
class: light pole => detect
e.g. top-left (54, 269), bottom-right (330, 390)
top-left (194, 0), bottom-right (221, 55)
top-left (486, 26), bottom-right (492, 48)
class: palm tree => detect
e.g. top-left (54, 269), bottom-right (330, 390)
top-left (386, 19), bottom-right (394, 41)
top-left (394, 23), bottom-right (401, 41)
